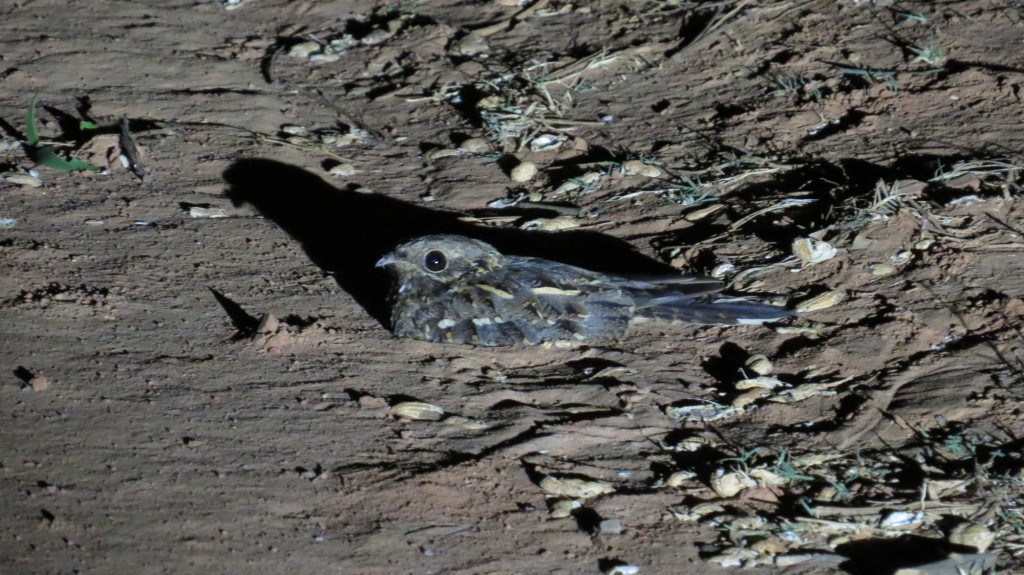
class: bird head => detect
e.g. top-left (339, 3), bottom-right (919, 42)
top-left (375, 235), bottom-right (505, 285)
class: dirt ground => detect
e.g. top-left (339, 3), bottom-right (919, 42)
top-left (3, 1), bottom-right (1024, 573)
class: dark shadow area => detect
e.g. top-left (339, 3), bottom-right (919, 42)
top-left (570, 506), bottom-right (603, 534)
top-left (700, 341), bottom-right (749, 386)
top-left (664, 6), bottom-right (719, 59)
top-left (209, 287), bottom-right (259, 338)
top-left (223, 159), bottom-right (677, 327)
top-left (12, 366), bottom-right (35, 385)
top-left (835, 536), bottom-right (960, 575)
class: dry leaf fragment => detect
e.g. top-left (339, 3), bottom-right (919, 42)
top-left (552, 171), bottom-right (601, 196)
top-left (795, 290), bottom-right (844, 312)
top-left (664, 402), bottom-right (743, 422)
top-left (189, 206), bottom-right (228, 218)
top-left (391, 401), bottom-right (445, 421)
top-left (548, 498), bottom-right (581, 518)
top-left (672, 502), bottom-right (726, 522)
top-left (735, 376), bottom-right (784, 390)
top-left (620, 159), bottom-right (663, 178)
top-left (684, 203), bottom-right (725, 222)
top-left (424, 148), bottom-right (460, 162)
top-left (539, 475), bottom-right (615, 499)
top-left (665, 470), bottom-right (697, 487)
top-left (287, 42), bottom-right (320, 58)
top-left (710, 469), bottom-right (756, 498)
top-left (792, 237), bottom-right (837, 264)
top-left (732, 388), bottom-right (770, 408)
top-left (748, 467), bottom-right (788, 487)
top-left (3, 173), bottom-right (43, 187)
top-left (878, 510), bottom-right (923, 530)
top-left (519, 215), bottom-right (578, 231)
top-left (707, 546), bottom-right (760, 568)
top-left (892, 553), bottom-right (997, 575)
top-left (442, 415), bottom-right (490, 430)
top-left (528, 133), bottom-right (564, 152)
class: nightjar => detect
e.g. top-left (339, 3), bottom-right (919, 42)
top-left (375, 234), bottom-right (790, 347)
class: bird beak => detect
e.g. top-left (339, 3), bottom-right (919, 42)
top-left (375, 254), bottom-right (397, 268)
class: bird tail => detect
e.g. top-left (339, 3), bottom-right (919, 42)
top-left (637, 296), bottom-right (791, 325)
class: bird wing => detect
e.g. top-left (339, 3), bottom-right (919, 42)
top-left (608, 274), bottom-right (723, 295)
top-left (473, 257), bottom-right (636, 341)
top-left (500, 257), bottom-right (788, 327)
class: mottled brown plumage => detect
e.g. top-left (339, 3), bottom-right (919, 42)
top-left (375, 235), bottom-right (789, 346)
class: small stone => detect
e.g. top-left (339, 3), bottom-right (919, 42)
top-left (357, 395), bottom-right (387, 409)
top-left (327, 164), bottom-right (361, 177)
top-left (948, 522), bottom-right (995, 552)
top-left (360, 29), bottom-right (393, 46)
top-left (510, 161), bottom-right (538, 183)
top-left (458, 137), bottom-right (491, 154)
top-left (599, 519), bottom-right (622, 534)
top-left (453, 34), bottom-right (489, 57)
top-left (744, 354), bottom-right (772, 376)
top-left (869, 263), bottom-right (897, 277)
top-left (30, 375), bottom-right (50, 392)
top-left (257, 313), bottom-right (279, 334)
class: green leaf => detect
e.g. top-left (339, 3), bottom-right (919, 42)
top-left (79, 120), bottom-right (99, 131)
top-left (25, 96), bottom-right (39, 146)
top-left (31, 145), bottom-right (101, 172)
top-left (23, 97), bottom-right (101, 171)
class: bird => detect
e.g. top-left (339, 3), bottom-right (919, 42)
top-left (375, 234), bottom-right (790, 347)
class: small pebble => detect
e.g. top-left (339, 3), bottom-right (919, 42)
top-left (744, 354), bottom-right (773, 376)
top-left (510, 161), bottom-right (538, 183)
top-left (30, 375), bottom-right (51, 392)
top-left (327, 163), bottom-right (361, 177)
top-left (458, 137), bottom-right (490, 154)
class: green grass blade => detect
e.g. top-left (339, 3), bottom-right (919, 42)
top-left (32, 146), bottom-right (101, 172)
top-left (25, 96), bottom-right (39, 146)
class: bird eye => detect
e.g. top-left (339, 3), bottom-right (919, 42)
top-left (423, 249), bottom-right (447, 272)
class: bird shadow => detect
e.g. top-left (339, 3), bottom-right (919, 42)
top-left (223, 158), bottom-right (677, 328)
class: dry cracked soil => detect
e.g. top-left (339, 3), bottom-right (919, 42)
top-left (3, 1), bottom-right (1024, 574)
